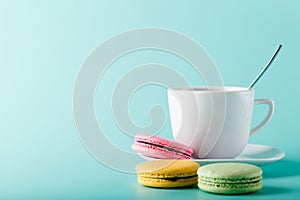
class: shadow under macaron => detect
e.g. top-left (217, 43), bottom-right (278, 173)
top-left (257, 186), bottom-right (295, 195)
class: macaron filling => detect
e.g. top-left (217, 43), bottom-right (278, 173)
top-left (137, 140), bottom-right (191, 157)
top-left (199, 175), bottom-right (262, 183)
top-left (161, 175), bottom-right (198, 181)
top-left (199, 179), bottom-right (262, 188)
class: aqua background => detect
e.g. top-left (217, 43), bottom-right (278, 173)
top-left (0, 0), bottom-right (299, 199)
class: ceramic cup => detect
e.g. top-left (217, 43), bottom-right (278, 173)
top-left (167, 86), bottom-right (274, 159)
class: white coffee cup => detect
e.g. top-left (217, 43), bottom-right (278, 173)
top-left (167, 86), bottom-right (274, 159)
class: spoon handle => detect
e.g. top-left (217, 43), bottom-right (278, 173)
top-left (248, 44), bottom-right (282, 89)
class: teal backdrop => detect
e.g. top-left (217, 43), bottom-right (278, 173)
top-left (0, 0), bottom-right (299, 199)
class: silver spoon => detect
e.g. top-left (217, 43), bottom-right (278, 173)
top-left (248, 44), bottom-right (282, 89)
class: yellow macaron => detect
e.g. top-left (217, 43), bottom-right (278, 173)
top-left (136, 160), bottom-right (200, 188)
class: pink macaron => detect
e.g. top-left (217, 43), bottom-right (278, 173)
top-left (132, 134), bottom-right (193, 159)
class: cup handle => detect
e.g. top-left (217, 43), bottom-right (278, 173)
top-left (250, 99), bottom-right (274, 137)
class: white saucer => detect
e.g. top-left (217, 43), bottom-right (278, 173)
top-left (139, 144), bottom-right (285, 166)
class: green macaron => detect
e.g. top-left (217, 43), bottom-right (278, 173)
top-left (197, 163), bottom-right (263, 194)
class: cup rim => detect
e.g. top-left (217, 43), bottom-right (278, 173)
top-left (168, 86), bottom-right (253, 93)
